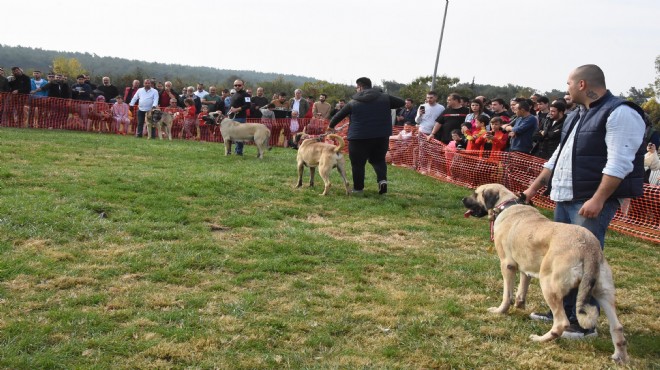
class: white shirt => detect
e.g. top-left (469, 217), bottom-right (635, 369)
top-left (129, 87), bottom-right (159, 112)
top-left (194, 90), bottom-right (209, 100)
top-left (415, 103), bottom-right (445, 134)
top-left (544, 105), bottom-right (645, 202)
top-left (292, 98), bottom-right (301, 114)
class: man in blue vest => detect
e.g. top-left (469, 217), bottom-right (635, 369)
top-left (522, 64), bottom-right (646, 338)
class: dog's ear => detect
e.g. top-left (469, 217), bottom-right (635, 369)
top-left (482, 189), bottom-right (500, 210)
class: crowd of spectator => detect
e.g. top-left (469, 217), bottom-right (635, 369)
top-left (1, 65), bottom-right (658, 184)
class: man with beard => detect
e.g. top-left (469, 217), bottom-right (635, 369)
top-left (97, 76), bottom-right (120, 102)
top-left (227, 79), bottom-right (251, 155)
top-left (534, 101), bottom-right (566, 159)
top-left (312, 93), bottom-right (332, 119)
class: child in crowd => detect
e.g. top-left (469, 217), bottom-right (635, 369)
top-left (386, 123), bottom-right (415, 163)
top-left (111, 95), bottom-right (130, 135)
top-left (180, 98), bottom-right (197, 140)
top-left (197, 105), bottom-right (209, 140)
top-left (465, 115), bottom-right (489, 151)
top-left (66, 112), bottom-right (85, 131)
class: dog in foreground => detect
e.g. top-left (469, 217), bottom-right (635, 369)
top-left (294, 133), bottom-right (350, 195)
top-left (462, 183), bottom-right (628, 364)
top-left (208, 113), bottom-right (271, 159)
top-left (146, 108), bottom-right (174, 140)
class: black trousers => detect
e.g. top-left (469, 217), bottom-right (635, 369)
top-left (348, 136), bottom-right (389, 191)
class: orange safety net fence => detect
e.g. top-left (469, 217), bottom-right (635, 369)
top-left (1, 93), bottom-right (658, 243)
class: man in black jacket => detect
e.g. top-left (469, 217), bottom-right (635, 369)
top-left (329, 77), bottom-right (405, 195)
top-left (4, 67), bottom-right (32, 126)
top-left (228, 79), bottom-right (252, 155)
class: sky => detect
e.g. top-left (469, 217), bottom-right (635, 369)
top-left (3, 0), bottom-right (659, 96)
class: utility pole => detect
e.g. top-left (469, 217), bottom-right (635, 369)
top-left (431, 0), bottom-right (449, 91)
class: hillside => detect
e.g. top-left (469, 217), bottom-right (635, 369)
top-left (0, 44), bottom-right (317, 88)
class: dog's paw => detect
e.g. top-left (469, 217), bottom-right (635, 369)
top-left (529, 334), bottom-right (543, 342)
top-left (487, 307), bottom-right (507, 314)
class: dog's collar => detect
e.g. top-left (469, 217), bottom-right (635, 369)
top-left (489, 196), bottom-right (527, 241)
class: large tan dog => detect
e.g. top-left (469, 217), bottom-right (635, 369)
top-left (146, 108), bottom-right (174, 140)
top-left (294, 133), bottom-right (350, 196)
top-left (218, 117), bottom-right (270, 159)
top-left (462, 183), bottom-right (628, 364)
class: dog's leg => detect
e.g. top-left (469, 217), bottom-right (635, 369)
top-left (514, 272), bottom-right (531, 309)
top-left (529, 275), bottom-right (570, 342)
top-left (309, 167), bottom-right (316, 187)
top-left (593, 262), bottom-right (628, 364)
top-left (488, 260), bottom-right (516, 313)
top-left (224, 140), bottom-right (231, 156)
top-left (319, 167), bottom-right (331, 196)
top-left (296, 162), bottom-right (305, 188)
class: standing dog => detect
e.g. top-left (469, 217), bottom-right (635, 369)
top-left (294, 133), bottom-right (350, 196)
top-left (462, 183), bottom-right (628, 364)
top-left (217, 117), bottom-right (270, 159)
top-left (146, 107), bottom-right (174, 140)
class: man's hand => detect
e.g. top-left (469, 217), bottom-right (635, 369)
top-left (578, 198), bottom-right (604, 218)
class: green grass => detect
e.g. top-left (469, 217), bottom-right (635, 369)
top-left (0, 128), bottom-right (657, 369)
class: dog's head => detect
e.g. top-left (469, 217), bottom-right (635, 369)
top-left (149, 108), bottom-right (163, 123)
top-left (462, 183), bottom-right (520, 219)
top-left (205, 111), bottom-right (224, 125)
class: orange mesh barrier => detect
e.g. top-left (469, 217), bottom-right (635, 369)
top-left (2, 93), bottom-right (658, 243)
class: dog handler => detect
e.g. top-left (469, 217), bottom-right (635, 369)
top-left (227, 79), bottom-right (251, 155)
top-left (328, 77), bottom-right (405, 195)
top-left (522, 64), bottom-right (646, 338)
top-left (129, 79), bottom-right (160, 138)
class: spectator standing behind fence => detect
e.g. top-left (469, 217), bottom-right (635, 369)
top-left (475, 117), bottom-right (508, 158)
top-left (464, 99), bottom-right (490, 131)
top-left (272, 92), bottom-right (290, 111)
top-left (289, 89), bottom-right (309, 119)
top-left (71, 75), bottom-right (93, 101)
top-left (490, 98), bottom-right (511, 124)
top-left (228, 79), bottom-right (251, 155)
top-left (330, 99), bottom-right (346, 120)
top-left (194, 83), bottom-right (208, 101)
top-left (644, 143), bottom-right (660, 184)
top-left (111, 95), bottom-right (130, 135)
top-left (97, 76), bottom-right (119, 102)
top-left (129, 79), bottom-right (159, 138)
top-left (156, 81), bottom-right (176, 108)
top-left (4, 67), bottom-right (31, 126)
top-left (123, 80), bottom-right (140, 103)
top-left (250, 87), bottom-right (269, 118)
top-left (429, 93), bottom-right (467, 144)
top-left (534, 101), bottom-right (566, 159)
top-left (501, 100), bottom-right (537, 153)
top-left (182, 86), bottom-right (202, 114)
top-left (415, 91), bottom-right (444, 136)
top-left (312, 93), bottom-right (332, 119)
top-left (201, 86), bottom-right (222, 112)
top-left (395, 98), bottom-right (417, 126)
top-left (522, 64), bottom-right (646, 338)
top-left (329, 77), bottom-right (405, 195)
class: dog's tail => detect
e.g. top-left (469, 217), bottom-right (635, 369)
top-left (326, 134), bottom-right (345, 154)
top-left (575, 250), bottom-right (602, 330)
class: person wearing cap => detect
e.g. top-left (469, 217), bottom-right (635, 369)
top-left (129, 79), bottom-right (160, 138)
top-left (71, 74), bottom-right (93, 101)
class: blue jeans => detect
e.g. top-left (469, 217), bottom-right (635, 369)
top-left (233, 117), bottom-right (246, 154)
top-left (554, 198), bottom-right (620, 324)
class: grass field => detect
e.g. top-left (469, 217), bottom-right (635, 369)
top-left (0, 128), bottom-right (657, 369)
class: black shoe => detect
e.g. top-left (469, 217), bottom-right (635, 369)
top-left (378, 180), bottom-right (388, 195)
top-left (529, 310), bottom-right (553, 322)
top-left (561, 323), bottom-right (597, 339)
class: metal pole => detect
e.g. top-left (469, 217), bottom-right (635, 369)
top-left (431, 0), bottom-right (449, 91)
